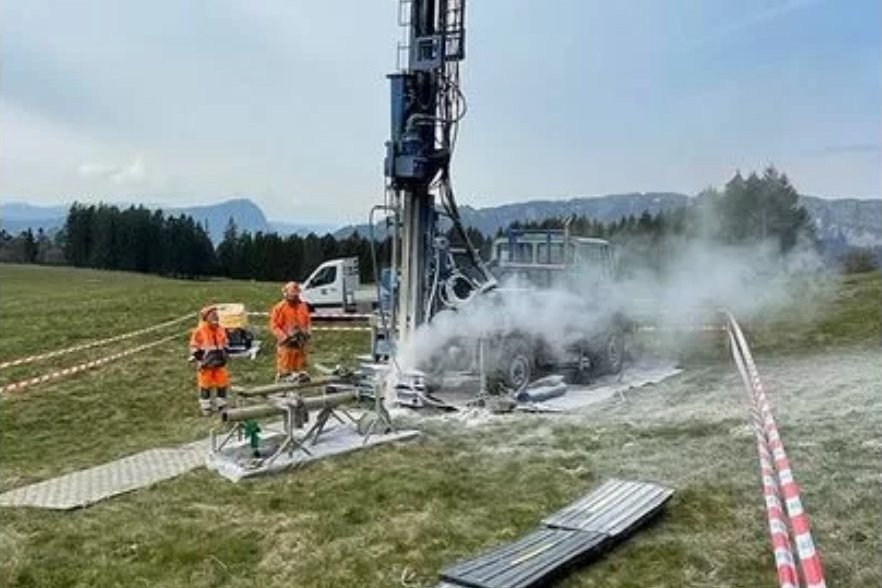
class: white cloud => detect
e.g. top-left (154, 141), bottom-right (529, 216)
top-left (110, 156), bottom-right (146, 184)
top-left (76, 156), bottom-right (147, 185)
top-left (77, 162), bottom-right (113, 178)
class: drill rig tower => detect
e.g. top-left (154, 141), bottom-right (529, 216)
top-left (384, 0), bottom-right (488, 347)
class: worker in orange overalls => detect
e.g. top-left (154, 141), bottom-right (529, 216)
top-left (270, 282), bottom-right (312, 381)
top-left (189, 305), bottom-right (230, 415)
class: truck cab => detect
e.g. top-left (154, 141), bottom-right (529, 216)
top-left (301, 257), bottom-right (360, 312)
top-left (490, 231), bottom-right (615, 289)
top-left (422, 230), bottom-right (627, 393)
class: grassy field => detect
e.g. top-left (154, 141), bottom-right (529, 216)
top-left (1, 264), bottom-right (879, 587)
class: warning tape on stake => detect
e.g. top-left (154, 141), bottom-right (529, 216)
top-left (0, 314), bottom-right (192, 371)
top-left (726, 313), bottom-right (826, 588)
top-left (0, 331), bottom-right (185, 397)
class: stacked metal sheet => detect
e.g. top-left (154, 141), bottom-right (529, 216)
top-left (542, 479), bottom-right (674, 536)
top-left (438, 479), bottom-right (674, 588)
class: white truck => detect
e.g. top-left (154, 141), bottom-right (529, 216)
top-left (300, 257), bottom-right (364, 312)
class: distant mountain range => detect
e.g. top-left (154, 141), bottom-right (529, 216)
top-left (0, 199), bottom-right (334, 243)
top-left (3, 193), bottom-right (879, 252)
top-left (334, 192), bottom-right (882, 252)
top-left (798, 196), bottom-right (882, 255)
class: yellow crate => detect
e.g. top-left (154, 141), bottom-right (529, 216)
top-left (215, 303), bottom-right (249, 329)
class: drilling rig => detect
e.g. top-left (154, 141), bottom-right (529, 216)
top-left (380, 0), bottom-right (493, 351)
top-left (376, 2), bottom-right (627, 398)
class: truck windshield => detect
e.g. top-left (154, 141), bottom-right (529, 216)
top-left (309, 265), bottom-right (337, 288)
top-left (496, 242), bottom-right (534, 263)
top-left (536, 243), bottom-right (565, 264)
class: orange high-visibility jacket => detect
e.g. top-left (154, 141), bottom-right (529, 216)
top-left (189, 322), bottom-right (229, 355)
top-left (269, 300), bottom-right (311, 343)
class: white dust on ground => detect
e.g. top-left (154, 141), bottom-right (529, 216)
top-left (398, 346), bottom-right (882, 489)
top-left (390, 345), bottom-right (882, 583)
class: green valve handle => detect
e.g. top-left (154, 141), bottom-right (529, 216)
top-left (243, 419), bottom-right (261, 457)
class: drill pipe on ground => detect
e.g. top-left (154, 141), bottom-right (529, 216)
top-left (231, 377), bottom-right (338, 398)
top-left (222, 390), bottom-right (359, 423)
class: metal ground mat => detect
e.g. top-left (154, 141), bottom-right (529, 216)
top-left (438, 478), bottom-right (674, 588)
top-left (206, 422), bottom-right (420, 482)
top-left (0, 441), bottom-right (208, 510)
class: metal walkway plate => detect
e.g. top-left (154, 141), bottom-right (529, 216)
top-left (440, 527), bottom-right (605, 588)
top-left (0, 443), bottom-right (207, 510)
top-left (542, 478), bottom-right (674, 536)
top-left (438, 478), bottom-right (674, 588)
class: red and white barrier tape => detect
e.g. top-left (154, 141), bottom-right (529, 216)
top-left (0, 314), bottom-right (192, 371)
top-left (312, 312), bottom-right (372, 321)
top-left (0, 331), bottom-right (185, 396)
top-left (246, 311), bottom-right (370, 321)
top-left (635, 324), bottom-right (726, 332)
top-left (726, 313), bottom-right (826, 588)
top-left (728, 329), bottom-right (799, 587)
top-left (245, 312), bottom-right (371, 332)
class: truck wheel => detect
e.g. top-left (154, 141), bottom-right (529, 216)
top-left (597, 330), bottom-right (625, 375)
top-left (489, 337), bottom-right (533, 393)
top-left (563, 365), bottom-right (591, 386)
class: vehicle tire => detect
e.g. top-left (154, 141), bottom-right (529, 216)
top-left (596, 329), bottom-right (625, 375)
top-left (488, 337), bottom-right (533, 393)
top-left (562, 365), bottom-right (591, 386)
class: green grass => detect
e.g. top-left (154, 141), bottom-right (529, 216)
top-left (1, 264), bottom-right (879, 587)
top-left (746, 271), bottom-right (881, 353)
top-left (646, 270), bottom-right (882, 365)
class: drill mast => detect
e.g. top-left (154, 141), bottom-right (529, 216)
top-left (384, 0), bottom-right (477, 344)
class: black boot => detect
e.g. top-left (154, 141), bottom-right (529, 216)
top-left (198, 388), bottom-right (212, 416)
top-left (215, 387), bottom-right (228, 414)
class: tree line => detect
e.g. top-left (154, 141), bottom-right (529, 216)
top-left (3, 167), bottom-right (874, 277)
top-left (63, 204), bottom-right (216, 278)
top-left (34, 202), bottom-right (492, 282)
top-left (504, 167), bottom-right (830, 273)
top-left (0, 228), bottom-right (65, 265)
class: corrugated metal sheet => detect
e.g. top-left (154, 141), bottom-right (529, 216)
top-left (437, 478), bottom-right (674, 588)
top-left (440, 528), bottom-right (605, 588)
top-left (542, 478), bottom-right (674, 536)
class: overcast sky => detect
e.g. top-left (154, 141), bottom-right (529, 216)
top-left (2, 0), bottom-right (879, 223)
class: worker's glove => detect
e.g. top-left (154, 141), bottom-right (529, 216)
top-left (189, 349), bottom-right (205, 363)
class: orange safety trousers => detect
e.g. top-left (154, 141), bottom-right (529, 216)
top-left (276, 346), bottom-right (307, 374)
top-left (197, 366), bottom-right (229, 389)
